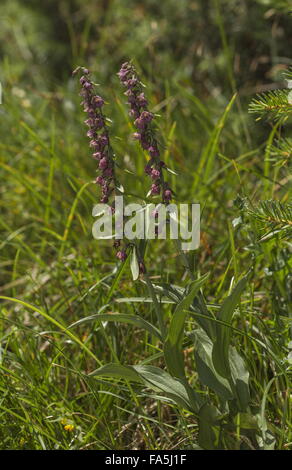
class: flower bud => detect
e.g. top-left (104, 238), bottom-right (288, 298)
top-left (148, 146), bottom-right (160, 157)
top-left (163, 189), bottom-right (172, 202)
top-left (116, 250), bottom-right (127, 261)
top-left (99, 158), bottom-right (108, 170)
top-left (95, 176), bottom-right (104, 185)
top-left (151, 184), bottom-right (160, 195)
top-left (92, 96), bottom-right (105, 108)
top-left (151, 168), bottom-right (161, 179)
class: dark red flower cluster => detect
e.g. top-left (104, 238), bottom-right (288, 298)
top-left (73, 66), bottom-right (127, 262)
top-left (118, 62), bottom-right (173, 203)
top-left (73, 67), bottom-right (115, 205)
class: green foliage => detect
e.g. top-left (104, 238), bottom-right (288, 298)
top-left (270, 138), bottom-right (292, 167)
top-left (164, 274), bottom-right (209, 380)
top-left (212, 273), bottom-right (250, 379)
top-left (247, 200), bottom-right (292, 241)
top-left (249, 89), bottom-right (292, 121)
top-left (191, 329), bottom-right (233, 401)
top-left (249, 68), bottom-right (292, 121)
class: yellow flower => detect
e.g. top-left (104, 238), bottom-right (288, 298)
top-left (64, 424), bottom-right (74, 432)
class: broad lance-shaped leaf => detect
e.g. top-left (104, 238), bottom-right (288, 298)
top-left (115, 296), bottom-right (175, 304)
top-left (164, 273), bottom-right (209, 379)
top-left (198, 403), bottom-right (222, 450)
top-left (68, 313), bottom-right (162, 340)
top-left (88, 363), bottom-right (202, 412)
top-left (133, 365), bottom-right (203, 412)
top-left (190, 329), bottom-right (250, 408)
top-left (88, 363), bottom-right (142, 382)
top-left (212, 273), bottom-right (249, 379)
top-left (191, 292), bottom-right (216, 342)
top-left (190, 328), bottom-right (233, 401)
top-left (229, 346), bottom-right (250, 411)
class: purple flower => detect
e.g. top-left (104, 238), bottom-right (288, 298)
top-left (79, 76), bottom-right (88, 85)
top-left (144, 164), bottom-right (152, 175)
top-left (163, 188), bottom-right (172, 202)
top-left (90, 139), bottom-right (99, 148)
top-left (132, 132), bottom-right (141, 140)
top-left (139, 261), bottom-right (146, 274)
top-left (75, 65), bottom-right (130, 261)
top-left (141, 136), bottom-right (150, 149)
top-left (129, 108), bottom-right (140, 119)
top-left (95, 176), bottom-right (104, 185)
top-left (92, 96), bottom-right (105, 108)
top-left (151, 168), bottom-right (161, 179)
top-left (103, 167), bottom-right (113, 178)
top-left (117, 69), bottom-right (129, 82)
top-left (80, 76), bottom-right (93, 90)
top-left (85, 82), bottom-right (93, 90)
top-left (134, 117), bottom-right (146, 130)
top-left (140, 111), bottom-right (153, 124)
top-left (126, 78), bottom-right (138, 88)
top-left (151, 184), bottom-right (160, 195)
top-left (83, 105), bottom-right (95, 114)
top-left (87, 129), bottom-right (96, 138)
top-left (92, 151), bottom-right (102, 160)
top-left (75, 67), bottom-right (115, 202)
top-left (99, 158), bottom-right (108, 170)
top-left (116, 250), bottom-right (127, 261)
top-left (148, 145), bottom-right (160, 157)
top-left (137, 93), bottom-right (148, 107)
top-left (93, 117), bottom-right (105, 130)
top-left (118, 61), bottom-right (173, 205)
top-left (124, 89), bottom-right (136, 104)
top-left (97, 135), bottom-right (109, 148)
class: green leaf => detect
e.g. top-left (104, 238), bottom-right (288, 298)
top-left (105, 256), bottom-right (130, 303)
top-left (192, 93), bottom-right (237, 189)
top-left (89, 363), bottom-right (202, 412)
top-left (130, 246), bottom-right (139, 281)
top-left (191, 328), bottom-right (233, 401)
top-left (198, 403), bottom-right (222, 450)
top-left (191, 293), bottom-right (216, 342)
top-left (68, 313), bottom-right (162, 340)
top-left (88, 363), bottom-right (142, 382)
top-left (233, 413), bottom-right (258, 430)
top-left (164, 273), bottom-right (210, 379)
top-left (137, 238), bottom-right (147, 259)
top-left (249, 89), bottom-right (292, 121)
top-left (257, 378), bottom-right (276, 450)
top-left (229, 346), bottom-right (250, 411)
top-left (115, 297), bottom-right (175, 304)
top-left (133, 365), bottom-right (201, 411)
top-left (212, 273), bottom-right (249, 378)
